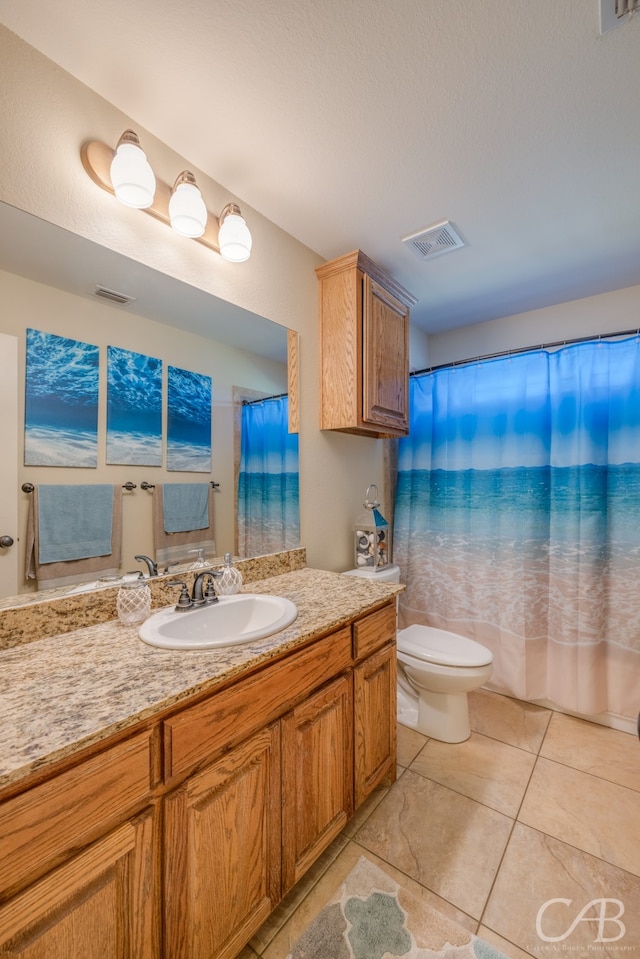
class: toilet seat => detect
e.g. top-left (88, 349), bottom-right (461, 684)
top-left (397, 624), bottom-right (493, 668)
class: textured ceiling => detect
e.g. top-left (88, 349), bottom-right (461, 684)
top-left (1, 0), bottom-right (640, 333)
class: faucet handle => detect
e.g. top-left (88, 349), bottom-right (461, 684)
top-left (167, 580), bottom-right (192, 610)
top-left (202, 577), bottom-right (219, 604)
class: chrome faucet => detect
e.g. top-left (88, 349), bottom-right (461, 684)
top-left (135, 554), bottom-right (158, 577)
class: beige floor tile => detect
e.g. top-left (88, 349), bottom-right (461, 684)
top-left (540, 712), bottom-right (640, 792)
top-left (483, 822), bottom-right (640, 957)
top-left (262, 839), bottom-right (478, 959)
top-left (353, 768), bottom-right (513, 919)
top-left (410, 732), bottom-right (536, 817)
top-left (397, 721), bottom-right (428, 767)
top-left (519, 757), bottom-right (640, 877)
top-left (477, 926), bottom-right (534, 958)
top-left (469, 688), bottom-right (551, 753)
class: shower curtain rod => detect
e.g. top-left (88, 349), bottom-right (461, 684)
top-left (242, 391), bottom-right (288, 405)
top-left (410, 327), bottom-right (640, 377)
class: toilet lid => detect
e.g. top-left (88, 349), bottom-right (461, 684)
top-left (397, 624), bottom-right (493, 667)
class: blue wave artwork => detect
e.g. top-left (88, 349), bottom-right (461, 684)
top-left (24, 328), bottom-right (99, 467)
top-left (106, 346), bottom-right (162, 466)
top-left (167, 365), bottom-right (212, 472)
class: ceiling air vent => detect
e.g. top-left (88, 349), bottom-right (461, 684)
top-left (93, 286), bottom-right (136, 305)
top-left (600, 0), bottom-right (640, 33)
top-left (402, 220), bottom-right (465, 262)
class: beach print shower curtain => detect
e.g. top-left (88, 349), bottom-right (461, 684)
top-left (394, 337), bottom-right (640, 720)
top-left (237, 395), bottom-right (299, 557)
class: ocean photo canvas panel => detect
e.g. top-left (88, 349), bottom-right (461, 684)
top-left (166, 365), bottom-right (212, 472)
top-left (106, 346), bottom-right (162, 466)
top-left (24, 328), bottom-right (99, 467)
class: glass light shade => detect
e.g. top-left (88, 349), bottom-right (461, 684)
top-left (109, 141), bottom-right (156, 209)
top-left (218, 212), bottom-right (252, 262)
top-left (169, 181), bottom-right (208, 238)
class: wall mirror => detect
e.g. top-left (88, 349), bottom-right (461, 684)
top-left (0, 202), bottom-right (300, 603)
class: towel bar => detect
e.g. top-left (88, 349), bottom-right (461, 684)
top-left (22, 482), bottom-right (137, 493)
top-left (22, 480), bottom-right (220, 493)
top-left (141, 481), bottom-right (220, 491)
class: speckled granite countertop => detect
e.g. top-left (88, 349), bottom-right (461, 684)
top-left (0, 568), bottom-right (401, 792)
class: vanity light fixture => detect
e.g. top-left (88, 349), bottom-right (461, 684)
top-left (81, 130), bottom-right (252, 261)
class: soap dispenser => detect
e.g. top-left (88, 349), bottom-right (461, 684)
top-left (188, 547), bottom-right (208, 569)
top-left (216, 553), bottom-right (243, 595)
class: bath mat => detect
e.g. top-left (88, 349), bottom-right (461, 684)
top-left (286, 856), bottom-right (511, 959)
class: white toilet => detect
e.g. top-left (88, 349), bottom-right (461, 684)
top-left (343, 564), bottom-right (493, 743)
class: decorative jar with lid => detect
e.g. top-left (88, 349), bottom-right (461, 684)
top-left (117, 574), bottom-right (152, 624)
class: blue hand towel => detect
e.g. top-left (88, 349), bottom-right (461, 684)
top-left (38, 484), bottom-right (114, 564)
top-left (162, 483), bottom-right (210, 533)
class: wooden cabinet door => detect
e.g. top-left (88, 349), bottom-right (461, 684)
top-left (0, 807), bottom-right (158, 959)
top-left (354, 643), bottom-right (397, 807)
top-left (163, 724), bottom-right (281, 959)
top-left (281, 675), bottom-right (353, 892)
top-left (362, 276), bottom-right (410, 433)
top-left (317, 250), bottom-right (414, 437)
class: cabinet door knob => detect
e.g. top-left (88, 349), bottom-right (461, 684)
top-left (0, 535), bottom-right (14, 548)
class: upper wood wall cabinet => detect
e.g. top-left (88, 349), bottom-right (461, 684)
top-left (316, 250), bottom-right (416, 437)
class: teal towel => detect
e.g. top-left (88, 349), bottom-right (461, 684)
top-left (38, 484), bottom-right (114, 564)
top-left (163, 483), bottom-right (210, 533)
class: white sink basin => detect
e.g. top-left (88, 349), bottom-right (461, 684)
top-left (138, 593), bottom-right (298, 650)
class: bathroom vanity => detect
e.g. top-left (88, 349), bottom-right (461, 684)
top-left (0, 566), bottom-right (399, 959)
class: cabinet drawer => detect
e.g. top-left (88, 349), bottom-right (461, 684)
top-left (164, 627), bottom-right (352, 782)
top-left (0, 729), bottom-right (157, 899)
top-left (352, 604), bottom-right (396, 661)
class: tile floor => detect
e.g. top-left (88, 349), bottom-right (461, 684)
top-left (241, 689), bottom-right (640, 959)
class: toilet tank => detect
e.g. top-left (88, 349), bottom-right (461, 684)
top-left (342, 564), bottom-right (401, 584)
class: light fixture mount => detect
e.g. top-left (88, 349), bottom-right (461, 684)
top-left (117, 129), bottom-right (142, 148)
top-left (81, 133), bottom-right (252, 260)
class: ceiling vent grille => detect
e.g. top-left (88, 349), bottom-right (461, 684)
top-left (93, 286), bottom-right (136, 305)
top-left (600, 0), bottom-right (639, 33)
top-left (402, 220), bottom-right (465, 261)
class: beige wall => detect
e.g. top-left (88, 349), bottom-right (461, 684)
top-left (0, 26), bottom-right (386, 577)
top-left (428, 284), bottom-right (640, 367)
